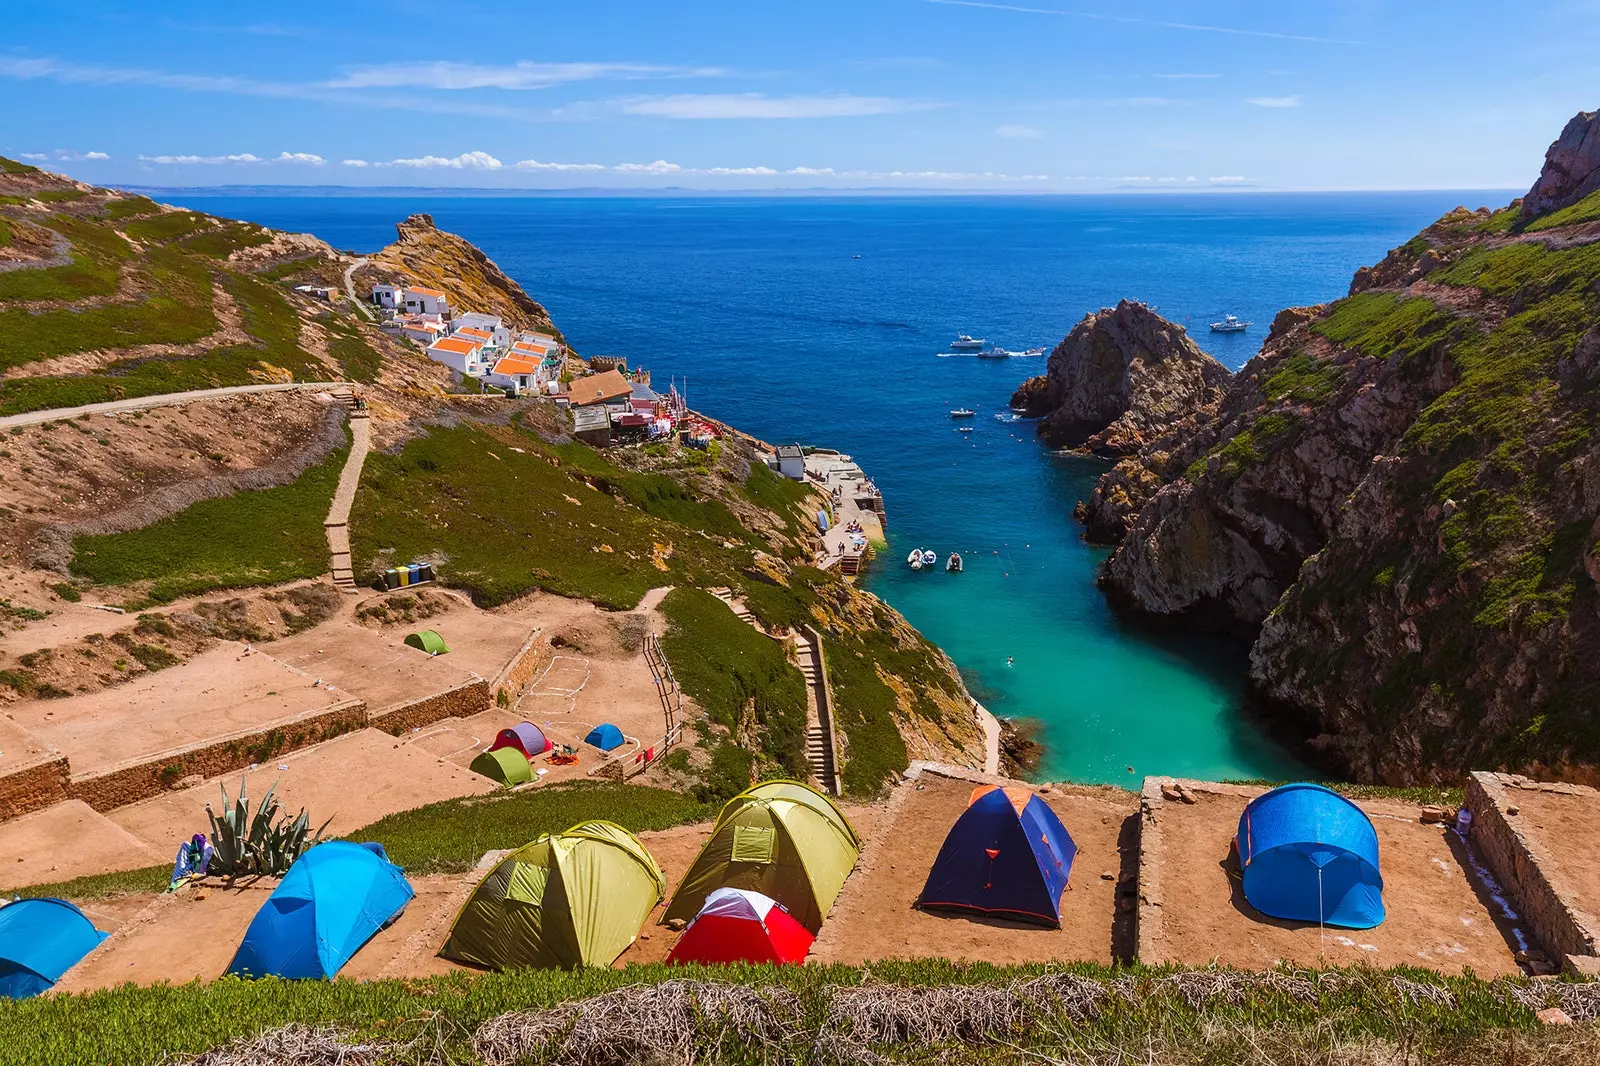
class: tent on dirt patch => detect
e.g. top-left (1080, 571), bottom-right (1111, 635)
top-left (663, 779), bottom-right (860, 934)
top-left (1235, 783), bottom-right (1384, 929)
top-left (584, 723), bottom-right (625, 751)
top-left (470, 746), bottom-right (532, 786)
top-left (440, 820), bottom-right (665, 970)
top-left (227, 841), bottom-right (414, 980)
top-left (917, 785), bottom-right (1077, 927)
top-left (0, 898), bottom-right (107, 999)
top-left (404, 630), bottom-right (449, 655)
top-left (489, 722), bottom-right (551, 758)
top-left (666, 887), bottom-right (814, 966)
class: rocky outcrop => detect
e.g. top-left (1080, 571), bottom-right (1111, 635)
top-left (1079, 110), bottom-right (1600, 782)
top-left (1011, 300), bottom-right (1230, 456)
top-left (367, 214), bottom-right (561, 337)
top-left (1521, 109), bottom-right (1600, 221)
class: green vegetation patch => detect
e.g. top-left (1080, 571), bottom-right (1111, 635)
top-left (351, 423), bottom-right (750, 608)
top-left (660, 587), bottom-right (809, 782)
top-left (0, 214), bottom-right (134, 302)
top-left (1524, 187), bottom-right (1600, 232)
top-left (0, 156), bottom-right (40, 174)
top-left (104, 195), bottom-right (160, 220)
top-left (1188, 410), bottom-right (1303, 482)
top-left (1310, 292), bottom-right (1473, 370)
top-left (121, 210), bottom-right (213, 244)
top-left (354, 780), bottom-right (711, 876)
top-left (1263, 351), bottom-right (1348, 404)
top-left (323, 314), bottom-right (383, 383)
top-left (178, 219), bottom-right (274, 259)
top-left (2, 863), bottom-right (168, 899)
top-left (69, 439), bottom-right (347, 601)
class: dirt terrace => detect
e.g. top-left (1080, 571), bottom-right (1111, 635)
top-left (1140, 780), bottom-right (1523, 976)
top-left (1496, 786), bottom-right (1600, 938)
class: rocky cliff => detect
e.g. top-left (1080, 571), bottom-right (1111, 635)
top-left (1012, 300), bottom-right (1231, 456)
top-left (1078, 111), bottom-right (1600, 783)
top-left (365, 214), bottom-right (561, 337)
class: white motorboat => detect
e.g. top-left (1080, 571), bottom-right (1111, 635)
top-left (946, 552), bottom-right (963, 573)
top-left (921, 549), bottom-right (938, 567)
top-left (950, 334), bottom-right (986, 350)
top-left (950, 408), bottom-right (975, 418)
top-left (908, 548), bottom-right (924, 570)
top-left (957, 425), bottom-right (974, 433)
top-left (976, 347), bottom-right (1010, 359)
top-left (1210, 314), bottom-right (1250, 333)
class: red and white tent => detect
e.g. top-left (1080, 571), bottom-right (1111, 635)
top-left (665, 887), bottom-right (814, 966)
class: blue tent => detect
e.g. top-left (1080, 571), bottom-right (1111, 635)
top-left (0, 898), bottom-right (107, 999)
top-left (585, 723), bottom-right (625, 751)
top-left (227, 841), bottom-right (414, 980)
top-left (1236, 783), bottom-right (1385, 929)
top-left (917, 785), bottom-right (1077, 927)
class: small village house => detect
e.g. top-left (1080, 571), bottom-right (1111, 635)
top-left (427, 335), bottom-right (487, 377)
top-left (293, 284), bottom-right (340, 302)
top-left (776, 444), bottom-right (806, 481)
top-left (483, 352), bottom-right (541, 395)
top-left (454, 312), bottom-right (512, 347)
top-left (401, 317), bottom-right (447, 345)
top-left (404, 286), bottom-right (451, 316)
top-left (571, 406), bottom-right (612, 446)
top-left (566, 369), bottom-right (633, 407)
top-left (454, 326), bottom-right (497, 353)
top-left (371, 284), bottom-right (404, 309)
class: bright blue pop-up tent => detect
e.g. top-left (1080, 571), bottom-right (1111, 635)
top-left (1236, 783), bottom-right (1385, 929)
top-left (0, 898), bottom-right (108, 998)
top-left (917, 785), bottom-right (1077, 927)
top-left (585, 723), bottom-right (625, 751)
top-left (227, 841), bottom-right (414, 980)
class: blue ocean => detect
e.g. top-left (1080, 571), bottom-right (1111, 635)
top-left (171, 190), bottom-right (1506, 784)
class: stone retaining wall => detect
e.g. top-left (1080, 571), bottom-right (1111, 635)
top-left (490, 632), bottom-right (549, 708)
top-left (369, 679), bottom-right (491, 735)
top-left (1465, 770), bottom-right (1600, 969)
top-left (0, 755), bottom-right (71, 821)
top-left (68, 699), bottom-right (369, 812)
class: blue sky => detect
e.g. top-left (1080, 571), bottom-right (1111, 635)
top-left (2, 0), bottom-right (1596, 191)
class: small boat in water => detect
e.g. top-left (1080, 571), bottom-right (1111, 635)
top-left (995, 411), bottom-right (1022, 424)
top-left (1210, 314), bottom-right (1250, 333)
top-left (921, 549), bottom-right (938, 567)
top-left (946, 552), bottom-right (963, 573)
top-left (908, 548), bottom-right (924, 570)
top-left (950, 408), bottom-right (975, 418)
top-left (957, 425), bottom-right (974, 434)
top-left (1019, 347), bottom-right (1047, 356)
top-left (950, 334), bottom-right (986, 351)
top-left (976, 348), bottom-right (1010, 359)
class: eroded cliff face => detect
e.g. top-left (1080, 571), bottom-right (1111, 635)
top-left (1080, 110), bottom-right (1600, 782)
top-left (366, 214), bottom-right (560, 336)
top-left (1011, 300), bottom-right (1231, 456)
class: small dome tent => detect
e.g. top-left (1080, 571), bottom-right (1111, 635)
top-left (0, 898), bottom-right (107, 999)
top-left (584, 723), bottom-right (625, 751)
top-left (666, 888), bottom-right (814, 966)
top-left (470, 746), bottom-right (532, 786)
top-left (404, 630), bottom-right (449, 655)
top-left (1235, 783), bottom-right (1385, 929)
top-left (441, 820), bottom-right (665, 970)
top-left (663, 779), bottom-right (861, 934)
top-left (227, 842), bottom-right (414, 980)
top-left (489, 723), bottom-right (550, 758)
top-left (917, 785), bottom-right (1077, 927)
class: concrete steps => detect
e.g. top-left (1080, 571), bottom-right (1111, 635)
top-left (792, 634), bottom-right (837, 791)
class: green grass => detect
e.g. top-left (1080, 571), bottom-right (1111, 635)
top-left (1524, 187), bottom-right (1600, 231)
top-left (34, 189), bottom-right (86, 203)
top-left (1187, 410), bottom-right (1303, 482)
top-left (0, 156), bottom-right (40, 174)
top-left (1262, 350), bottom-right (1348, 404)
top-left (353, 780), bottom-right (712, 875)
top-left (740, 461), bottom-right (819, 538)
top-left (104, 195), bottom-right (160, 220)
top-left (352, 423), bottom-right (750, 608)
top-left (1, 863), bottom-right (168, 899)
top-left (121, 210), bottom-right (213, 244)
top-left (660, 587), bottom-right (809, 784)
top-left (323, 314), bottom-right (384, 383)
top-left (0, 960), bottom-right (1577, 1066)
top-left (1310, 292), bottom-right (1473, 370)
top-left (178, 219), bottom-right (274, 259)
top-left (1221, 779), bottom-right (1464, 807)
top-left (0, 214), bottom-right (133, 302)
top-left (69, 438), bottom-right (347, 601)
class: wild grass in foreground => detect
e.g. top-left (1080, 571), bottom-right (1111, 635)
top-left (2, 962), bottom-right (1595, 1066)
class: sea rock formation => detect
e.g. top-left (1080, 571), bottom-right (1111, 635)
top-left (1078, 110), bottom-right (1600, 783)
top-left (367, 213), bottom-right (560, 336)
top-left (1010, 300), bottom-right (1231, 456)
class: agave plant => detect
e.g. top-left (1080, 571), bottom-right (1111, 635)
top-left (204, 778), bottom-right (331, 879)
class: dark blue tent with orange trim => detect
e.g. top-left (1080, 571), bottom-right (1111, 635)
top-left (916, 785), bottom-right (1077, 927)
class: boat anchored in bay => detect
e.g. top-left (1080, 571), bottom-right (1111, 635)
top-left (950, 334), bottom-right (986, 351)
top-left (1210, 314), bottom-right (1250, 333)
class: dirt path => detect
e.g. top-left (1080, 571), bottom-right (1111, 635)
top-left (0, 381), bottom-right (346, 430)
top-left (343, 258), bottom-right (373, 321)
top-left (325, 406), bottom-right (371, 591)
top-left (974, 701), bottom-right (1001, 776)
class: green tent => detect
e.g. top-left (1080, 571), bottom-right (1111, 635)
top-left (662, 779), bottom-right (861, 933)
top-left (470, 747), bottom-right (532, 786)
top-left (441, 820), bottom-right (666, 970)
top-left (404, 630), bottom-right (449, 655)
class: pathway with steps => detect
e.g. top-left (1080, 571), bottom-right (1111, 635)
top-left (710, 587), bottom-right (840, 795)
top-left (326, 389), bottom-right (371, 593)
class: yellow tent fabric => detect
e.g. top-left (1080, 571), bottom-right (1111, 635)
top-left (662, 779), bottom-right (860, 933)
top-left (440, 820), bottom-right (666, 970)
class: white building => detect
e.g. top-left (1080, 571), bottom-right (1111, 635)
top-left (426, 335), bottom-right (487, 376)
top-left (371, 284), bottom-right (404, 309)
top-left (401, 318), bottom-right (447, 345)
top-left (455, 312), bottom-right (503, 333)
top-left (483, 352), bottom-right (541, 395)
top-left (775, 444), bottom-right (806, 481)
top-left (404, 287), bottom-right (451, 316)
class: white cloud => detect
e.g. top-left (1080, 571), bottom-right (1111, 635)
top-left (996, 124), bottom-right (1044, 139)
top-left (1246, 95), bottom-right (1300, 108)
top-left (328, 60), bottom-right (726, 91)
top-left (514, 158), bottom-right (607, 172)
top-left (383, 151), bottom-right (503, 170)
top-left (706, 166), bottom-right (778, 175)
top-left (79, 150), bottom-right (110, 160)
top-left (18, 152), bottom-right (47, 160)
top-left (1208, 175), bottom-right (1249, 183)
top-left (274, 151), bottom-right (324, 165)
top-left (137, 152), bottom-right (263, 164)
top-left (342, 159), bottom-right (369, 167)
top-left (614, 159), bottom-right (683, 174)
top-left (786, 166), bottom-right (837, 176)
top-left (18, 149), bottom-right (110, 161)
top-left (619, 93), bottom-right (937, 119)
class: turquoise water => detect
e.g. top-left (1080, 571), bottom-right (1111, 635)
top-left (172, 191), bottom-right (1502, 783)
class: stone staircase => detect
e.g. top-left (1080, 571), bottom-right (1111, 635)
top-left (709, 587), bottom-right (758, 627)
top-left (793, 631), bottom-right (839, 793)
top-left (327, 388), bottom-right (370, 594)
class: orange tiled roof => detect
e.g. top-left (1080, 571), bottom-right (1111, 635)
top-left (456, 327), bottom-right (494, 341)
top-left (407, 286), bottom-right (448, 298)
top-left (491, 355), bottom-right (541, 376)
top-left (430, 336), bottom-right (481, 356)
top-left (567, 369), bottom-right (633, 406)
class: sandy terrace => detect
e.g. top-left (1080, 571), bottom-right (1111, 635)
top-left (813, 769), bottom-right (1135, 967)
top-left (0, 711), bottom-right (53, 773)
top-left (0, 800), bottom-right (165, 891)
top-left (1497, 786), bottom-right (1600, 930)
top-left (7, 643), bottom-right (343, 774)
top-left (365, 596), bottom-right (539, 681)
top-left (1142, 783), bottom-right (1523, 976)
top-left (264, 621), bottom-right (478, 709)
top-left (108, 728), bottom-right (498, 857)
